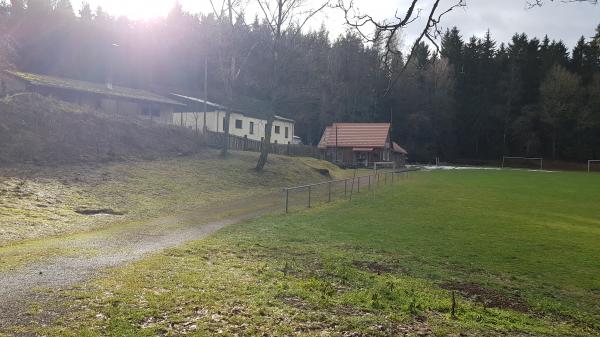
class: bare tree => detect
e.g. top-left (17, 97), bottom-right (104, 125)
top-left (337, 0), bottom-right (596, 95)
top-left (209, 0), bottom-right (244, 157)
top-left (337, 0), bottom-right (466, 96)
top-left (254, 0), bottom-right (330, 171)
top-left (527, 0), bottom-right (597, 7)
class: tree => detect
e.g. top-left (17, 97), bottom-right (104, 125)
top-left (208, 0), bottom-right (256, 157)
top-left (254, 0), bottom-right (329, 171)
top-left (539, 65), bottom-right (581, 159)
top-left (78, 2), bottom-right (92, 21)
top-left (0, 1), bottom-right (16, 72)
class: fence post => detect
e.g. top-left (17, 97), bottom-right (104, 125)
top-left (328, 182), bottom-right (332, 202)
top-left (357, 177), bottom-right (360, 193)
top-left (285, 188), bottom-right (289, 213)
top-left (368, 175), bottom-right (371, 191)
top-left (385, 172), bottom-right (387, 185)
top-left (308, 186), bottom-right (312, 208)
top-left (344, 179), bottom-right (348, 197)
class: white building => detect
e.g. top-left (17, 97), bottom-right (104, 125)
top-left (170, 93), bottom-right (295, 144)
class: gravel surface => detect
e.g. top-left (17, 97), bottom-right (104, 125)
top-left (0, 193), bottom-right (282, 332)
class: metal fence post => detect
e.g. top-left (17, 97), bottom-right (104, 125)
top-left (308, 186), bottom-right (312, 208)
top-left (285, 189), bottom-right (289, 213)
top-left (344, 179), bottom-right (348, 197)
top-left (328, 182), bottom-right (332, 202)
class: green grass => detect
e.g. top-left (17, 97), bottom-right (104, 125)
top-left (0, 150), bottom-right (349, 273)
top-left (0, 149), bottom-right (344, 246)
top-left (20, 169), bottom-right (600, 336)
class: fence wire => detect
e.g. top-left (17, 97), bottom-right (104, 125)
top-left (283, 169), bottom-right (414, 213)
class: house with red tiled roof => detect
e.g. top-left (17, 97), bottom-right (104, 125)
top-left (318, 123), bottom-right (407, 167)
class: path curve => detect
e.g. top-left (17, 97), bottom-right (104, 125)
top-left (0, 193), bottom-right (283, 332)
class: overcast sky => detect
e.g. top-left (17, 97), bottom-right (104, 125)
top-left (81, 0), bottom-right (600, 50)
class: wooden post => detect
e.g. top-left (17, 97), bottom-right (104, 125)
top-left (285, 189), bottom-right (289, 213)
top-left (357, 177), bottom-right (360, 193)
top-left (368, 175), bottom-right (371, 191)
top-left (344, 179), bottom-right (347, 197)
top-left (328, 182), bottom-right (332, 202)
top-left (308, 186), bottom-right (312, 208)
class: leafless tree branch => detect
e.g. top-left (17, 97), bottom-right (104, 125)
top-left (527, 0), bottom-right (597, 8)
top-left (336, 0), bottom-right (466, 96)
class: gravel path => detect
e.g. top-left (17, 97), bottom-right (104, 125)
top-left (0, 193), bottom-right (282, 333)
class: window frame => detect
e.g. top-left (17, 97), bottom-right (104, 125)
top-left (274, 125), bottom-right (280, 134)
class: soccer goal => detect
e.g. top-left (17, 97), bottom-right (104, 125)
top-left (588, 160), bottom-right (600, 173)
top-left (501, 156), bottom-right (544, 170)
top-left (373, 161), bottom-right (396, 174)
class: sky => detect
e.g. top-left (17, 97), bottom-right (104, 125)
top-left (80, 0), bottom-right (600, 50)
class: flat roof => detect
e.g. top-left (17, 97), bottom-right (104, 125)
top-left (5, 70), bottom-right (184, 106)
top-left (170, 93), bottom-right (295, 123)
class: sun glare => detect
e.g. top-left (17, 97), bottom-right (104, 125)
top-left (92, 0), bottom-right (176, 20)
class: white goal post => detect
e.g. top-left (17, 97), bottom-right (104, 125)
top-left (373, 161), bottom-right (396, 174)
top-left (588, 160), bottom-right (600, 173)
top-left (501, 156), bottom-right (544, 170)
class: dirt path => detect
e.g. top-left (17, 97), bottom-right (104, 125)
top-left (0, 192), bottom-right (283, 333)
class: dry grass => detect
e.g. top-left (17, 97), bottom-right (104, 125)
top-left (0, 149), bottom-right (345, 246)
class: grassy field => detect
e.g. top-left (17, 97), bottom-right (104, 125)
top-left (18, 169), bottom-right (599, 336)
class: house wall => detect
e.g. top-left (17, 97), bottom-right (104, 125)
top-left (322, 147), bottom-right (391, 167)
top-left (172, 111), bottom-right (295, 144)
top-left (0, 74), bottom-right (176, 124)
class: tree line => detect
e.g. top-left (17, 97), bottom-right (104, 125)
top-left (1, 1), bottom-right (599, 162)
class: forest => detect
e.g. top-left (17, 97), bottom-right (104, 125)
top-left (1, 0), bottom-right (599, 162)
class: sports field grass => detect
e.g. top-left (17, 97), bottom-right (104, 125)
top-left (23, 169), bottom-right (600, 336)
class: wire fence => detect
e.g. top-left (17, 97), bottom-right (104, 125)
top-left (283, 168), bottom-right (417, 213)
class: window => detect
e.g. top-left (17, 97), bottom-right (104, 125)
top-left (284, 127), bottom-right (289, 138)
top-left (142, 106), bottom-right (160, 117)
top-left (222, 117), bottom-right (227, 131)
top-left (274, 125), bottom-right (280, 134)
top-left (249, 121), bottom-right (254, 135)
top-left (235, 119), bottom-right (243, 129)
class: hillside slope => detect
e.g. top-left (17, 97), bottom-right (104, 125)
top-left (0, 149), bottom-right (344, 246)
top-left (0, 93), bottom-right (198, 165)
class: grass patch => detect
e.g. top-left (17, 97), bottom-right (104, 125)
top-left (20, 169), bottom-right (600, 336)
top-left (0, 149), bottom-right (344, 247)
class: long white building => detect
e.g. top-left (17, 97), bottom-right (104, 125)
top-left (170, 93), bottom-right (296, 145)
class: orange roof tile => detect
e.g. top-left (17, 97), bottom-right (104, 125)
top-left (318, 123), bottom-right (391, 149)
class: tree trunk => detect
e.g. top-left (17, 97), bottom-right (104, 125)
top-left (256, 118), bottom-right (273, 170)
top-left (221, 110), bottom-right (231, 157)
